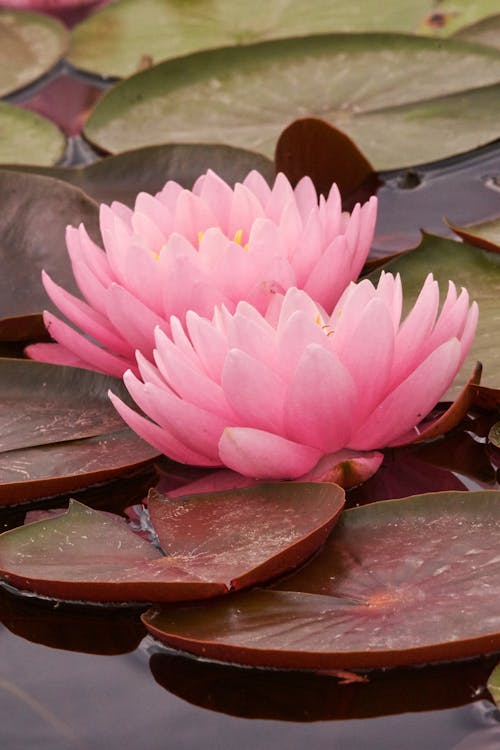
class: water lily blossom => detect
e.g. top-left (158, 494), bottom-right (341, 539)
top-left (109, 273), bottom-right (478, 480)
top-left (26, 171), bottom-right (377, 377)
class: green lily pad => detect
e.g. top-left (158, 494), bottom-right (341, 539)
top-left (68, 0), bottom-right (434, 79)
top-left (0, 103), bottom-right (66, 167)
top-left (0, 359), bottom-right (159, 506)
top-left (454, 14), bottom-right (500, 51)
top-left (83, 34), bottom-right (500, 170)
top-left (0, 9), bottom-right (67, 97)
top-left (0, 482), bottom-right (345, 602)
top-left (5, 142), bottom-right (274, 206)
top-left (0, 169), bottom-right (98, 342)
top-left (143, 491), bottom-right (500, 669)
top-left (370, 233), bottom-right (500, 395)
top-left (450, 217), bottom-right (500, 252)
top-left (487, 663), bottom-right (500, 708)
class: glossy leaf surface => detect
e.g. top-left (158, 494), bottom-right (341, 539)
top-left (371, 233), bottom-right (500, 394)
top-left (69, 0), bottom-right (433, 78)
top-left (143, 491), bottom-right (500, 669)
top-left (487, 663), bottom-right (500, 708)
top-left (0, 360), bottom-right (159, 505)
top-left (453, 11), bottom-right (500, 48)
top-left (84, 34), bottom-right (500, 169)
top-left (0, 9), bottom-right (67, 97)
top-left (0, 170), bottom-right (98, 341)
top-left (0, 103), bottom-right (66, 167)
top-left (0, 483), bottom-right (345, 601)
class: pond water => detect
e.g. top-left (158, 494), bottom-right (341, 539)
top-left (1, 617), bottom-right (500, 750)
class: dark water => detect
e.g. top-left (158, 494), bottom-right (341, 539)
top-left (1, 622), bottom-right (500, 750)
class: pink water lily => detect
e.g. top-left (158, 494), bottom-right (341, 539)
top-left (109, 273), bottom-right (477, 480)
top-left (26, 171), bottom-right (377, 377)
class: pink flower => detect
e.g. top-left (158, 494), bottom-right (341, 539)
top-left (3, 0), bottom-right (111, 23)
top-left (109, 273), bottom-right (478, 480)
top-left (26, 171), bottom-right (377, 377)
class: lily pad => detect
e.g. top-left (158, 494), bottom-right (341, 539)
top-left (84, 34), bottom-right (500, 169)
top-left (0, 9), bottom-right (67, 97)
top-left (0, 482), bottom-right (345, 602)
top-left (489, 422), bottom-right (500, 449)
top-left (370, 233), bottom-right (500, 395)
top-left (0, 103), bottom-right (66, 167)
top-left (6, 143), bottom-right (274, 206)
top-left (450, 217), bottom-right (500, 252)
top-left (143, 490), bottom-right (500, 670)
top-left (0, 169), bottom-right (98, 341)
top-left (487, 663), bottom-right (500, 708)
top-left (68, 0), bottom-right (434, 79)
top-left (0, 359), bottom-right (159, 505)
top-left (0, 359), bottom-right (131, 452)
top-left (454, 14), bottom-right (500, 51)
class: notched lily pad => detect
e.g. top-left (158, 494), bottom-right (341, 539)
top-left (0, 170), bottom-right (98, 342)
top-left (449, 217), bottom-right (500, 253)
top-left (0, 482), bottom-right (345, 603)
top-left (143, 491), bottom-right (500, 670)
top-left (0, 359), bottom-right (159, 505)
top-left (0, 9), bottom-right (67, 97)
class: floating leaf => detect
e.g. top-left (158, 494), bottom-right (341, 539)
top-left (69, 0), bottom-right (435, 78)
top-left (0, 170), bottom-right (98, 341)
top-left (0, 9), bottom-right (67, 97)
top-left (454, 13), bottom-right (500, 51)
top-left (0, 103), bottom-right (66, 168)
top-left (84, 34), bottom-right (500, 169)
top-left (0, 359), bottom-right (132, 452)
top-left (370, 233), bottom-right (500, 394)
top-left (0, 360), bottom-right (159, 505)
top-left (275, 118), bottom-right (377, 207)
top-left (487, 663), bottom-right (500, 708)
top-left (489, 422), bottom-right (500, 449)
top-left (450, 217), bottom-right (500, 252)
top-left (6, 143), bottom-right (274, 207)
top-left (143, 491), bottom-right (500, 670)
top-left (0, 483), bottom-right (345, 602)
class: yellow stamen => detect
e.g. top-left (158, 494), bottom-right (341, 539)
top-left (198, 230), bottom-right (205, 246)
top-left (233, 228), bottom-right (244, 245)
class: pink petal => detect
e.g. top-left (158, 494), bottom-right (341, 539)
top-left (284, 344), bottom-right (357, 452)
top-left (25, 342), bottom-right (92, 371)
top-left (42, 312), bottom-right (132, 377)
top-left (300, 449), bottom-right (384, 488)
top-left (242, 170), bottom-right (272, 205)
top-left (105, 284), bottom-right (167, 354)
top-left (293, 176), bottom-right (319, 222)
top-left (109, 390), bottom-right (216, 466)
top-left (222, 349), bottom-right (285, 433)
top-left (349, 338), bottom-right (462, 450)
top-left (303, 235), bottom-right (354, 312)
top-left (42, 271), bottom-right (133, 357)
top-left (186, 311), bottom-right (229, 382)
top-left (218, 427), bottom-right (322, 479)
top-left (66, 224), bottom-right (113, 288)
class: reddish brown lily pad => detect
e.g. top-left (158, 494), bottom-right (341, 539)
top-left (275, 118), bottom-right (378, 208)
top-left (0, 482), bottom-right (345, 603)
top-left (0, 170), bottom-right (99, 342)
top-left (143, 490), bottom-right (500, 669)
top-left (0, 359), bottom-right (159, 505)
